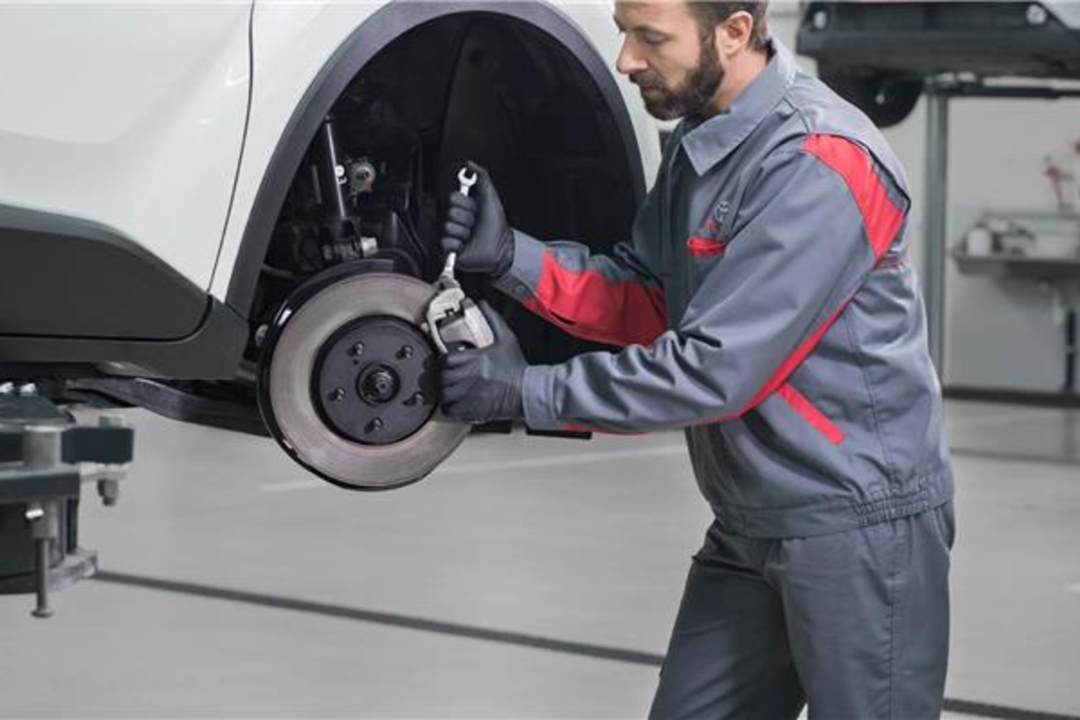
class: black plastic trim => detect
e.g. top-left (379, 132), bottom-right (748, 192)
top-left (0, 204), bottom-right (207, 339)
top-left (226, 0), bottom-right (646, 319)
top-left (0, 299), bottom-right (248, 380)
top-left (0, 203), bottom-right (249, 379)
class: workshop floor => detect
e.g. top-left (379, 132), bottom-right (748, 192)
top-left (1, 399), bottom-right (1078, 719)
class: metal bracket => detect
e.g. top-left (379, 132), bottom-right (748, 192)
top-left (0, 392), bottom-right (133, 617)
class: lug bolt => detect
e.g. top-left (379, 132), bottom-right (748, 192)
top-left (398, 345), bottom-right (414, 359)
top-left (366, 418), bottom-right (384, 434)
top-left (330, 388), bottom-right (346, 402)
top-left (351, 343), bottom-right (365, 358)
top-left (407, 392), bottom-right (425, 406)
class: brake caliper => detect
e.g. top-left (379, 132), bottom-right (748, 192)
top-left (424, 275), bottom-right (494, 354)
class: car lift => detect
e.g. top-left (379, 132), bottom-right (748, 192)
top-left (0, 386), bottom-right (133, 617)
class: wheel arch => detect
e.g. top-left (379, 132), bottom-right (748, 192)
top-left (224, 1), bottom-right (648, 321)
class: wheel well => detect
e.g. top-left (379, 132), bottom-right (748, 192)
top-left (227, 3), bottom-right (645, 366)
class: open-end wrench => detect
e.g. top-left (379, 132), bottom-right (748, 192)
top-left (440, 166), bottom-right (479, 280)
top-left (426, 165), bottom-right (492, 355)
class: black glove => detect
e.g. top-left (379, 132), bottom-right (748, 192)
top-left (441, 161), bottom-right (514, 279)
top-left (439, 301), bottom-right (527, 422)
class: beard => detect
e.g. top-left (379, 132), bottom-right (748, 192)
top-left (632, 34), bottom-right (724, 122)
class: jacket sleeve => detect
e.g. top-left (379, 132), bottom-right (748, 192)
top-left (490, 132), bottom-right (679, 349)
top-left (519, 137), bottom-right (909, 433)
top-left (491, 228), bottom-right (667, 348)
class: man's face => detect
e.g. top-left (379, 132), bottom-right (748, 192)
top-left (614, 1), bottom-right (725, 121)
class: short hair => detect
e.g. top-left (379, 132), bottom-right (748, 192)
top-left (687, 1), bottom-right (770, 53)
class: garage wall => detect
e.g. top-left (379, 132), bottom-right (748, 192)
top-left (770, 3), bottom-right (1080, 393)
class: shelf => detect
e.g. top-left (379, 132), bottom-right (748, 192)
top-left (951, 250), bottom-right (1080, 281)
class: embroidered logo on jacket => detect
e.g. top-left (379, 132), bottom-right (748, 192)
top-left (687, 200), bottom-right (731, 257)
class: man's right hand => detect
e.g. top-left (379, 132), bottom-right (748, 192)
top-left (441, 161), bottom-right (514, 279)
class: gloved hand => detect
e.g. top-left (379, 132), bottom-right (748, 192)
top-left (439, 301), bottom-right (527, 422)
top-left (441, 161), bottom-right (514, 279)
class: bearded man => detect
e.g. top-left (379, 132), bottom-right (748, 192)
top-left (438, 2), bottom-right (955, 717)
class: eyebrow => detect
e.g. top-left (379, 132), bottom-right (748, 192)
top-left (613, 16), bottom-right (664, 35)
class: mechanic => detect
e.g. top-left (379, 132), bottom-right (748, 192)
top-left (438, 1), bottom-right (955, 718)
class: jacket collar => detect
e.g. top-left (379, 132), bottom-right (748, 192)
top-left (679, 39), bottom-right (798, 176)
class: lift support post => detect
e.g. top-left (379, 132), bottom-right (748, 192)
top-left (0, 390), bottom-right (134, 617)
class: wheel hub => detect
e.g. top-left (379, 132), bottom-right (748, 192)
top-left (313, 317), bottom-right (435, 445)
top-left (359, 365), bottom-right (399, 404)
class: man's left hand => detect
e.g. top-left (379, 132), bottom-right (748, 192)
top-left (439, 301), bottom-right (527, 422)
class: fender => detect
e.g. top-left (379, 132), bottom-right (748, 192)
top-left (224, 0), bottom-right (648, 320)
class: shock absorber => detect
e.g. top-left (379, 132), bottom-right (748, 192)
top-left (317, 115), bottom-right (351, 222)
top-left (316, 115), bottom-right (366, 264)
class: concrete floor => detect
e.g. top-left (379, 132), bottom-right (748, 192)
top-left (1, 399), bottom-right (1078, 718)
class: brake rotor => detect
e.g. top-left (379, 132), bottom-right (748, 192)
top-left (257, 272), bottom-right (469, 490)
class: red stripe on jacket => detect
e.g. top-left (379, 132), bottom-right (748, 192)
top-left (777, 382), bottom-right (846, 445)
top-left (560, 137), bottom-right (905, 433)
top-left (802, 134), bottom-right (905, 259)
top-left (523, 251), bottom-right (667, 348)
top-left (724, 136), bottom-right (904, 420)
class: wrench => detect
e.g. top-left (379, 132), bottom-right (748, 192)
top-left (441, 166), bottom-right (479, 280)
top-left (426, 165), bottom-right (492, 355)
top-left (457, 165), bottom-right (478, 197)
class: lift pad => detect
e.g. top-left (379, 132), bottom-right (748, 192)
top-left (0, 394), bottom-right (133, 617)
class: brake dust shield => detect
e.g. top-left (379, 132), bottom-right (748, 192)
top-left (258, 273), bottom-right (469, 490)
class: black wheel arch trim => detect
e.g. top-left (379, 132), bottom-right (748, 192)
top-left (225, 0), bottom-right (647, 319)
top-left (0, 203), bottom-right (207, 340)
top-left (0, 202), bottom-right (249, 380)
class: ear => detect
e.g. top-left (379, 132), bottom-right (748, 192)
top-left (717, 10), bottom-right (755, 56)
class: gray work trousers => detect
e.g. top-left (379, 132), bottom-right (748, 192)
top-left (650, 501), bottom-right (955, 720)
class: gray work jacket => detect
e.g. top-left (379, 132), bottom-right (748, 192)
top-left (493, 40), bottom-right (953, 538)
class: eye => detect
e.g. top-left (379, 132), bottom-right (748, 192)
top-left (641, 31), bottom-right (667, 46)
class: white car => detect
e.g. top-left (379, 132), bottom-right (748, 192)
top-left (0, 1), bottom-right (661, 489)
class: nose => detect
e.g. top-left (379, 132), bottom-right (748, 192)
top-left (616, 37), bottom-right (647, 76)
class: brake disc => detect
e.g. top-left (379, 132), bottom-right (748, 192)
top-left (257, 272), bottom-right (470, 491)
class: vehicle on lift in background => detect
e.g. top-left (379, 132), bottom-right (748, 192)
top-left (0, 2), bottom-right (661, 490)
top-left (797, 1), bottom-right (1080, 127)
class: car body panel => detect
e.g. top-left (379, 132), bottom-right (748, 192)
top-left (0, 2), bottom-right (252, 293)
